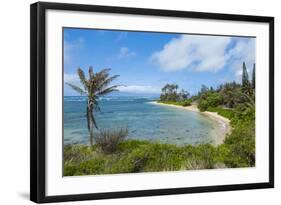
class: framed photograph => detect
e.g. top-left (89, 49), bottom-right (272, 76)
top-left (30, 2), bottom-right (274, 203)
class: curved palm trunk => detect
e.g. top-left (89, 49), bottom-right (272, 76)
top-left (87, 99), bottom-right (94, 146)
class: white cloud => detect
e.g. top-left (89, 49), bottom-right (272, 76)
top-left (227, 39), bottom-right (255, 78)
top-left (118, 47), bottom-right (136, 59)
top-left (64, 73), bottom-right (79, 84)
top-left (118, 85), bottom-right (160, 94)
top-left (64, 37), bottom-right (84, 65)
top-left (150, 35), bottom-right (231, 72)
top-left (64, 74), bottom-right (161, 94)
top-left (150, 35), bottom-right (255, 75)
top-left (64, 73), bottom-right (82, 96)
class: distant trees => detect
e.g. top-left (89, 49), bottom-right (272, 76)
top-left (159, 84), bottom-right (192, 106)
top-left (160, 83), bottom-right (189, 102)
top-left (179, 89), bottom-right (190, 101)
top-left (197, 62), bottom-right (255, 112)
top-left (159, 62), bottom-right (256, 113)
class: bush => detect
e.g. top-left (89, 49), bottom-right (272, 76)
top-left (63, 140), bottom-right (223, 176)
top-left (198, 92), bottom-right (223, 111)
top-left (64, 157), bottom-right (108, 176)
top-left (197, 99), bottom-right (209, 111)
top-left (231, 104), bottom-right (255, 126)
top-left (182, 144), bottom-right (219, 169)
top-left (181, 99), bottom-right (192, 106)
top-left (224, 121), bottom-right (255, 167)
top-left (64, 144), bottom-right (96, 165)
top-left (94, 127), bottom-right (128, 154)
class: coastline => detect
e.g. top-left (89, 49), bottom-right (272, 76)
top-left (149, 101), bottom-right (231, 145)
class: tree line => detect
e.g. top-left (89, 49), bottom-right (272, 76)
top-left (158, 62), bottom-right (255, 113)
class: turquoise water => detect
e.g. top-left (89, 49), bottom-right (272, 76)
top-left (64, 96), bottom-right (217, 145)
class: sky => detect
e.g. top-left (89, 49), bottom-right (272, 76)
top-left (64, 28), bottom-right (255, 96)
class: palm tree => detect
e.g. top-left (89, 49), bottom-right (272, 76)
top-left (66, 66), bottom-right (119, 146)
top-left (161, 83), bottom-right (169, 94)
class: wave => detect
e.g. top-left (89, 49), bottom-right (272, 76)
top-left (64, 96), bottom-right (87, 102)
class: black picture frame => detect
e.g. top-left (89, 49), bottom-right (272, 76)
top-left (30, 2), bottom-right (274, 203)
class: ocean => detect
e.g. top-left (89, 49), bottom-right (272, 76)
top-left (64, 96), bottom-right (218, 145)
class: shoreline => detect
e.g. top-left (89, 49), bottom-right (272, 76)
top-left (149, 101), bottom-right (231, 145)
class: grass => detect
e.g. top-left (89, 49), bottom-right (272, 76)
top-left (207, 107), bottom-right (234, 119)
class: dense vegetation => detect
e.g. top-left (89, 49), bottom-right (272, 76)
top-left (64, 62), bottom-right (256, 175)
top-left (64, 140), bottom-right (224, 176)
top-left (197, 62), bottom-right (256, 167)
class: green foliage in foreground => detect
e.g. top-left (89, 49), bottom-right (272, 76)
top-left (157, 99), bottom-right (192, 107)
top-left (64, 141), bottom-right (223, 176)
top-left (221, 121), bottom-right (255, 167)
top-left (64, 118), bottom-right (255, 176)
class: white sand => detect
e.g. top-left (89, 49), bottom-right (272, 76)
top-left (149, 101), bottom-right (231, 145)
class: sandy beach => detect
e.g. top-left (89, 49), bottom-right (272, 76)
top-left (149, 101), bottom-right (231, 145)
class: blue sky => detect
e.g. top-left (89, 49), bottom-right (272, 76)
top-left (64, 28), bottom-right (255, 96)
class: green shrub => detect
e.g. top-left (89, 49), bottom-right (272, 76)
top-left (182, 144), bottom-right (218, 169)
top-left (141, 143), bottom-right (185, 171)
top-left (198, 92), bottom-right (223, 111)
top-left (117, 139), bottom-right (150, 153)
top-left (110, 145), bottom-right (151, 173)
top-left (231, 104), bottom-right (255, 127)
top-left (65, 158), bottom-right (107, 176)
top-left (197, 99), bottom-right (209, 111)
top-left (63, 144), bottom-right (96, 165)
top-left (64, 164), bottom-right (78, 176)
top-left (111, 142), bottom-right (186, 173)
top-left (221, 121), bottom-right (255, 167)
top-left (181, 99), bottom-right (192, 106)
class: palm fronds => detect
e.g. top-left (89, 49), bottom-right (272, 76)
top-left (97, 85), bottom-right (119, 96)
top-left (77, 68), bottom-right (88, 90)
top-left (96, 75), bottom-right (120, 92)
top-left (65, 83), bottom-right (86, 95)
top-left (88, 66), bottom-right (94, 79)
